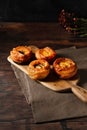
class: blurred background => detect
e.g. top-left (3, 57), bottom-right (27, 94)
top-left (0, 0), bottom-right (87, 22)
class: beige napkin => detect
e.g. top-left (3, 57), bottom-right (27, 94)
top-left (12, 47), bottom-right (87, 123)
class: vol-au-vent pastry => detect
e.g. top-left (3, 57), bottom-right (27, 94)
top-left (53, 57), bottom-right (78, 79)
top-left (28, 59), bottom-right (50, 80)
top-left (10, 46), bottom-right (32, 64)
top-left (35, 47), bottom-right (56, 62)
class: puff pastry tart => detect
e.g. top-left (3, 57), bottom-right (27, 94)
top-left (53, 57), bottom-right (78, 79)
top-left (10, 46), bottom-right (32, 64)
top-left (28, 59), bottom-right (50, 80)
top-left (35, 47), bottom-right (56, 62)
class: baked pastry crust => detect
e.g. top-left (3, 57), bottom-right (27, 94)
top-left (35, 47), bottom-right (56, 62)
top-left (10, 46), bottom-right (32, 64)
top-left (53, 57), bottom-right (77, 79)
top-left (28, 59), bottom-right (50, 80)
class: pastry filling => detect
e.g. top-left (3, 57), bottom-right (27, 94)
top-left (34, 63), bottom-right (44, 69)
top-left (42, 50), bottom-right (50, 56)
top-left (59, 60), bottom-right (74, 69)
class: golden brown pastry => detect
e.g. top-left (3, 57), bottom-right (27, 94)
top-left (10, 46), bottom-right (32, 64)
top-left (53, 57), bottom-right (78, 79)
top-left (28, 59), bottom-right (50, 80)
top-left (35, 47), bottom-right (56, 62)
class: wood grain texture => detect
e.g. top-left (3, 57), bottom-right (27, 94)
top-left (0, 22), bottom-right (87, 130)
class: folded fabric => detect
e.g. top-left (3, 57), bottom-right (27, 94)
top-left (12, 47), bottom-right (87, 123)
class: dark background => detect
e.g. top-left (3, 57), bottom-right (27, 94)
top-left (0, 0), bottom-right (87, 22)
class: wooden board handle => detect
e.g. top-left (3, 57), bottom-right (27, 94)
top-left (71, 85), bottom-right (87, 103)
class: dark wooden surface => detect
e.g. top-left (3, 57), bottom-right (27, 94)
top-left (0, 22), bottom-right (87, 130)
top-left (0, 0), bottom-right (87, 22)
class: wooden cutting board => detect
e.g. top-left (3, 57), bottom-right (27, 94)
top-left (7, 56), bottom-right (79, 91)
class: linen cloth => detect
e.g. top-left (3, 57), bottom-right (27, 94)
top-left (12, 47), bottom-right (87, 123)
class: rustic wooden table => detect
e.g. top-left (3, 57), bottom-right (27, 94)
top-left (0, 22), bottom-right (87, 130)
